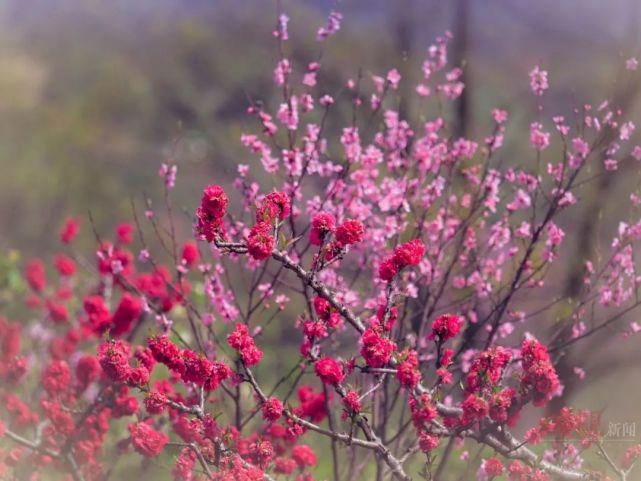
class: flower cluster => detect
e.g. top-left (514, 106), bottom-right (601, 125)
top-left (314, 356), bottom-right (344, 385)
top-left (196, 184), bottom-right (228, 241)
top-left (520, 338), bottom-right (561, 406)
top-left (128, 421), bottom-right (169, 457)
top-left (360, 325), bottom-right (396, 368)
top-left (429, 313), bottom-right (463, 342)
top-left (227, 323), bottom-right (263, 366)
top-left (378, 238), bottom-right (425, 281)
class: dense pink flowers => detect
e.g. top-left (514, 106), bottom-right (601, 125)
top-left (181, 349), bottom-right (213, 386)
top-left (378, 257), bottom-right (399, 281)
top-left (83, 295), bottom-right (111, 335)
top-left (622, 445), bottom-right (641, 470)
top-left (409, 393), bottom-right (437, 430)
top-left (76, 355), bottom-right (100, 391)
top-left (530, 122), bottom-right (550, 151)
top-left (479, 457), bottom-right (504, 479)
top-left (148, 335), bottom-right (184, 373)
top-left (293, 385), bottom-right (328, 422)
top-left (144, 391), bottom-right (167, 414)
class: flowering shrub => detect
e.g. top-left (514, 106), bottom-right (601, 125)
top-left (2, 8), bottom-right (641, 481)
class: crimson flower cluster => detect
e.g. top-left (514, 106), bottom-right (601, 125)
top-left (227, 324), bottom-right (264, 366)
top-left (378, 239), bottom-right (425, 281)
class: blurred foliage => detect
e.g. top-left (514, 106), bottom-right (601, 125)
top-left (0, 250), bottom-right (25, 312)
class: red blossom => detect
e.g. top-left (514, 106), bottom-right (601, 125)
top-left (83, 295), bottom-right (112, 336)
top-left (181, 241), bottom-right (199, 267)
top-left (247, 222), bottom-right (275, 260)
top-left (59, 217), bottom-right (80, 244)
top-left (25, 259), bottom-right (46, 292)
top-left (75, 355), bottom-right (100, 392)
top-left (378, 257), bottom-right (398, 281)
top-left (98, 340), bottom-right (131, 383)
top-left (462, 394), bottom-right (489, 423)
top-left (128, 422), bottom-right (168, 457)
top-left (116, 223), bottom-right (134, 244)
top-left (227, 323), bottom-right (263, 366)
top-left (335, 219), bottom-right (364, 245)
top-left (47, 300), bottom-right (69, 324)
top-left (396, 350), bottom-right (421, 388)
top-left (520, 338), bottom-right (561, 406)
top-left (249, 439), bottom-right (274, 469)
top-left (294, 385), bottom-right (328, 422)
top-left (310, 212), bottom-right (336, 246)
top-left (257, 191), bottom-right (291, 222)
top-left (144, 391), bottom-right (167, 415)
top-left (0, 14), bottom-right (634, 481)
top-left (291, 444), bottom-right (317, 468)
top-left (262, 397), bottom-right (284, 421)
top-left (148, 335), bottom-right (184, 373)
top-left (110, 293), bottom-right (142, 337)
top-left (342, 390), bottom-right (361, 416)
top-left (314, 356), bottom-right (344, 384)
top-left (393, 238), bottom-right (425, 267)
top-left (200, 184), bottom-right (229, 219)
top-left (429, 314), bottom-right (463, 342)
top-left (483, 457), bottom-right (504, 478)
top-left (418, 433), bottom-right (440, 453)
top-left (42, 360), bottom-right (71, 396)
top-left (195, 184), bottom-right (228, 242)
top-left (274, 457), bottom-right (297, 475)
top-left (54, 254), bottom-right (76, 277)
top-left (360, 327), bottom-right (396, 368)
top-left (409, 394), bottom-right (437, 430)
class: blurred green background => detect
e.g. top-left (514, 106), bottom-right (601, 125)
top-left (1, 0), bottom-right (641, 479)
